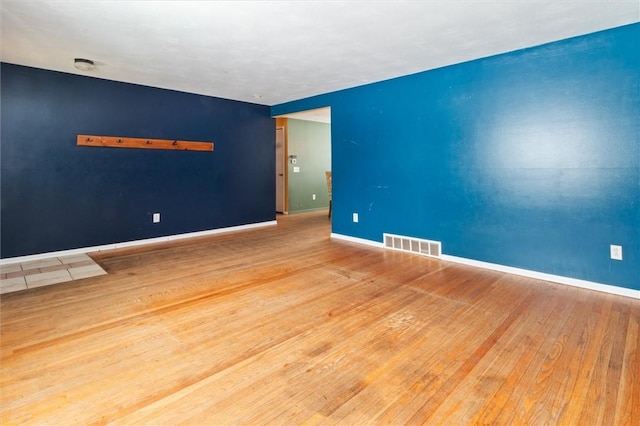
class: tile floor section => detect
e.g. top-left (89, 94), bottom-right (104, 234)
top-left (0, 254), bottom-right (107, 295)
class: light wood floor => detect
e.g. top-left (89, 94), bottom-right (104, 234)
top-left (1, 210), bottom-right (638, 425)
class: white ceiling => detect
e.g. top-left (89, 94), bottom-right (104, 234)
top-left (1, 1), bottom-right (638, 107)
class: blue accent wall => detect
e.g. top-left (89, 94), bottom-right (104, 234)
top-left (1, 63), bottom-right (275, 258)
top-left (273, 24), bottom-right (640, 291)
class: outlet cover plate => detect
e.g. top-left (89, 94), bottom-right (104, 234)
top-left (610, 244), bottom-right (622, 260)
top-left (153, 213), bottom-right (161, 223)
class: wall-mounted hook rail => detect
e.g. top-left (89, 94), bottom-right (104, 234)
top-left (77, 135), bottom-right (214, 152)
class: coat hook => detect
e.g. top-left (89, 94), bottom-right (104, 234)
top-left (86, 137), bottom-right (93, 142)
top-left (172, 140), bottom-right (178, 145)
top-left (117, 139), bottom-right (123, 143)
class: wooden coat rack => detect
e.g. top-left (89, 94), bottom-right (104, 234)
top-left (77, 135), bottom-right (214, 152)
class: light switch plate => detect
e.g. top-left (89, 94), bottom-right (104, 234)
top-left (293, 166), bottom-right (300, 173)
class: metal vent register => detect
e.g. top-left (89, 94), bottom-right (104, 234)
top-left (383, 233), bottom-right (442, 258)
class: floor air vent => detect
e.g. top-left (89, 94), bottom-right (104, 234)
top-left (383, 233), bottom-right (442, 258)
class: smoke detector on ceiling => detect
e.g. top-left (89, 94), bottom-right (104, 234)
top-left (74, 58), bottom-right (95, 71)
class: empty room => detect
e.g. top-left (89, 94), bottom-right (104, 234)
top-left (1, 1), bottom-right (638, 424)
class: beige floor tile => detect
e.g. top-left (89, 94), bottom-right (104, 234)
top-left (0, 277), bottom-right (28, 294)
top-left (26, 270), bottom-right (72, 288)
top-left (21, 258), bottom-right (63, 271)
top-left (6, 269), bottom-right (40, 279)
top-left (68, 265), bottom-right (107, 280)
top-left (58, 253), bottom-right (92, 264)
top-left (1, 255), bottom-right (107, 292)
top-left (0, 263), bottom-right (23, 274)
top-left (1, 276), bottom-right (27, 287)
top-left (68, 260), bottom-right (95, 268)
top-left (39, 264), bottom-right (71, 273)
top-left (1, 282), bottom-right (28, 294)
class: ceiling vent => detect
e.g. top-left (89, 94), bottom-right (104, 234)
top-left (383, 233), bottom-right (441, 258)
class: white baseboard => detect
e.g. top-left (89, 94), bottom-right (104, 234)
top-left (0, 220), bottom-right (278, 265)
top-left (440, 255), bottom-right (639, 300)
top-left (290, 207), bottom-right (330, 214)
top-left (331, 233), bottom-right (384, 248)
top-left (329, 233), bottom-right (639, 299)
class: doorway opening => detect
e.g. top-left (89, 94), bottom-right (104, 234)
top-left (274, 107), bottom-right (331, 218)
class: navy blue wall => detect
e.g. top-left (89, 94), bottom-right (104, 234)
top-left (1, 64), bottom-right (275, 258)
top-left (273, 24), bottom-right (639, 291)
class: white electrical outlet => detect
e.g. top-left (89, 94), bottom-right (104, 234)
top-left (312, 194), bottom-right (316, 200)
top-left (153, 213), bottom-right (161, 223)
top-left (353, 212), bottom-right (359, 223)
top-left (610, 245), bottom-right (622, 260)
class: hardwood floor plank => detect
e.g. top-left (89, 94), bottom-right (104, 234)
top-left (370, 277), bottom-right (537, 425)
top-left (1, 210), bottom-right (638, 425)
top-left (3, 268), bottom-right (396, 423)
top-left (405, 284), bottom-right (535, 424)
top-left (604, 306), bottom-right (631, 426)
top-left (0, 238), bottom-right (383, 358)
top-left (623, 311), bottom-right (640, 424)
top-left (471, 284), bottom-right (581, 424)
top-left (114, 276), bottom-right (427, 424)
top-left (555, 295), bottom-right (619, 426)
top-left (423, 282), bottom-right (577, 425)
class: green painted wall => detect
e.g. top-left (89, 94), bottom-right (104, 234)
top-left (287, 119), bottom-right (331, 213)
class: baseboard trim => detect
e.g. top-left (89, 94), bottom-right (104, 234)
top-left (330, 233), bottom-right (384, 248)
top-left (0, 220), bottom-right (278, 265)
top-left (440, 255), bottom-right (639, 299)
top-left (329, 233), bottom-right (639, 299)
top-left (290, 207), bottom-right (330, 214)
